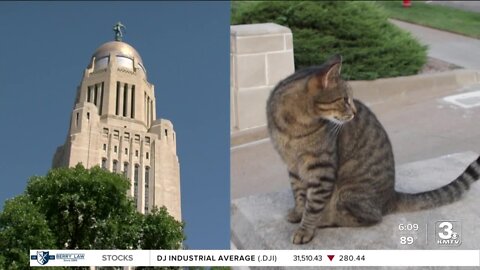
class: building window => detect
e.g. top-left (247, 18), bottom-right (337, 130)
top-left (99, 82), bottom-right (104, 115)
top-left (146, 96), bottom-right (150, 126)
top-left (146, 152), bottom-right (149, 159)
top-left (87, 86), bottom-right (92, 102)
top-left (165, 129), bottom-right (168, 137)
top-left (114, 130), bottom-right (119, 139)
top-left (144, 92), bottom-right (147, 125)
top-left (116, 56), bottom-right (134, 70)
top-left (135, 134), bottom-right (140, 142)
top-left (94, 56), bottom-right (108, 71)
top-left (103, 128), bottom-right (109, 134)
top-left (113, 160), bottom-right (118, 173)
top-left (123, 162), bottom-right (129, 178)
top-left (131, 85), bottom-right (135, 119)
top-left (145, 136), bottom-right (150, 144)
top-left (123, 83), bottom-right (128, 117)
top-left (116, 81), bottom-right (120, 115)
top-left (125, 148), bottom-right (128, 155)
top-left (101, 158), bottom-right (107, 169)
top-left (86, 112), bottom-right (90, 120)
top-left (124, 132), bottom-right (130, 139)
top-left (76, 112), bottom-right (79, 127)
top-left (134, 164), bottom-right (139, 207)
top-left (144, 166), bottom-right (150, 212)
top-left (94, 84), bottom-right (98, 106)
top-left (135, 150), bottom-right (139, 157)
top-left (103, 144), bottom-right (107, 151)
top-left (150, 100), bottom-right (153, 125)
top-left (114, 146), bottom-right (118, 153)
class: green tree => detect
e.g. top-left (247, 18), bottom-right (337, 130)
top-left (0, 196), bottom-right (56, 269)
top-left (26, 164), bottom-right (141, 249)
top-left (135, 207), bottom-right (186, 270)
top-left (141, 206), bottom-right (185, 250)
top-left (0, 164), bottom-right (185, 269)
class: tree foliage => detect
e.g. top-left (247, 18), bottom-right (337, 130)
top-left (141, 206), bottom-right (184, 250)
top-left (232, 1), bottom-right (427, 80)
top-left (0, 196), bottom-right (55, 269)
top-left (0, 164), bottom-right (185, 269)
top-left (26, 165), bottom-right (140, 249)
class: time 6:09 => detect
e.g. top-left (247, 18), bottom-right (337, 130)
top-left (398, 223), bottom-right (419, 231)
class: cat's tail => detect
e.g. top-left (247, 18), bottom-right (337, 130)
top-left (394, 156), bottom-right (480, 212)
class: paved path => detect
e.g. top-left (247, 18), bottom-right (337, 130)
top-left (427, 0), bottom-right (480, 13)
top-left (390, 19), bottom-right (480, 69)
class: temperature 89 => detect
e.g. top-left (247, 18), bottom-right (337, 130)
top-left (400, 236), bottom-right (415, 245)
top-left (398, 223), bottom-right (419, 231)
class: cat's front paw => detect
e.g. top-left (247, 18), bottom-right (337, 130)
top-left (292, 227), bottom-right (315, 244)
top-left (286, 208), bottom-right (302, 223)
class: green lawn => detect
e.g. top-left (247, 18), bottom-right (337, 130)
top-left (377, 1), bottom-right (480, 38)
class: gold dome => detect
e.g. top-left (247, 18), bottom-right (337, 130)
top-left (92, 41), bottom-right (144, 65)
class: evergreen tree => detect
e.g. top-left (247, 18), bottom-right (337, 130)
top-left (232, 1), bottom-right (427, 80)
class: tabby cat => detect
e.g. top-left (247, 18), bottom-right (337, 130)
top-left (266, 54), bottom-right (480, 245)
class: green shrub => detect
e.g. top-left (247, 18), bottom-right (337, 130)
top-left (232, 1), bottom-right (427, 80)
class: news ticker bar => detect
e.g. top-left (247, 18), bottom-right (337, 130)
top-left (30, 249), bottom-right (479, 267)
top-left (30, 250), bottom-right (480, 266)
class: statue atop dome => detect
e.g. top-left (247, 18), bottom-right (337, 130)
top-left (113, 21), bottom-right (126, 41)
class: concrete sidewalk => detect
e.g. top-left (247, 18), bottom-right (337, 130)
top-left (390, 19), bottom-right (480, 69)
top-left (232, 152), bottom-right (480, 270)
top-left (232, 152), bottom-right (480, 252)
top-left (428, 1), bottom-right (480, 13)
top-left (231, 72), bottom-right (480, 199)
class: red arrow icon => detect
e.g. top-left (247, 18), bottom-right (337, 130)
top-left (327, 255), bottom-right (335, 261)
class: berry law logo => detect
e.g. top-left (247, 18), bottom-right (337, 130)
top-left (31, 251), bottom-right (55, 265)
top-left (30, 250), bottom-right (86, 265)
top-left (435, 221), bottom-right (461, 246)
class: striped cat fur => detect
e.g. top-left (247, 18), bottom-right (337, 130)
top-left (266, 55), bottom-right (480, 244)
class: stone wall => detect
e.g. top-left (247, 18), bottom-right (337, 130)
top-left (230, 23), bottom-right (295, 133)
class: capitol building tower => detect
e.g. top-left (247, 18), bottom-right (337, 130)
top-left (53, 23), bottom-right (181, 221)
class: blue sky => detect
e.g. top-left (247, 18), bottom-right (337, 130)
top-left (0, 2), bottom-right (230, 249)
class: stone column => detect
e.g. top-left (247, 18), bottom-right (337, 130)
top-left (152, 98), bottom-right (156, 122)
top-left (230, 23), bottom-right (295, 133)
top-left (138, 139), bottom-right (145, 213)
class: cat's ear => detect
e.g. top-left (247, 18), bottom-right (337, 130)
top-left (308, 55), bottom-right (342, 94)
top-left (324, 54), bottom-right (342, 83)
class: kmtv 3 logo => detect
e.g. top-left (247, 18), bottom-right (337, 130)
top-left (31, 251), bottom-right (55, 265)
top-left (435, 221), bottom-right (461, 246)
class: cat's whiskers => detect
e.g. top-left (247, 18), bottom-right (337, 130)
top-left (327, 121), bottom-right (343, 138)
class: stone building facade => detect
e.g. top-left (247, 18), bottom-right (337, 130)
top-left (52, 39), bottom-right (181, 221)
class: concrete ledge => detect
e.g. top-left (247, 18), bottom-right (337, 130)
top-left (353, 69), bottom-right (480, 107)
top-left (231, 23), bottom-right (292, 37)
top-left (232, 152), bottom-right (480, 252)
top-left (231, 125), bottom-right (269, 147)
top-left (230, 70), bottom-right (480, 146)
